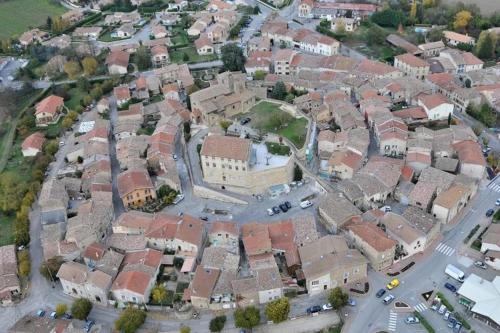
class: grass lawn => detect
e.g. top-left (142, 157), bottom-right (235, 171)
top-left (170, 46), bottom-right (217, 64)
top-left (171, 27), bottom-right (188, 45)
top-left (266, 142), bottom-right (291, 156)
top-left (0, 213), bottom-right (15, 246)
top-left (0, 0), bottom-right (66, 39)
top-left (247, 101), bottom-right (308, 148)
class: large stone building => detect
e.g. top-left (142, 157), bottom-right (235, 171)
top-left (200, 135), bottom-right (294, 194)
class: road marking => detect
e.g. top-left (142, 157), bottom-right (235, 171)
top-left (414, 303), bottom-right (428, 312)
top-left (435, 243), bottom-right (455, 256)
top-left (388, 311), bottom-right (397, 332)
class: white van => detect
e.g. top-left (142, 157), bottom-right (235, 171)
top-left (438, 304), bottom-right (447, 314)
top-left (383, 294), bottom-right (395, 305)
top-left (300, 200), bottom-right (313, 209)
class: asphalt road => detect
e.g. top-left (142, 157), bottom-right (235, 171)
top-left (345, 179), bottom-right (497, 333)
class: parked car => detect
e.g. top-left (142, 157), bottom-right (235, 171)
top-left (279, 203), bottom-right (288, 213)
top-left (444, 282), bottom-right (457, 293)
top-left (496, 198), bottom-right (500, 206)
top-left (199, 216), bottom-right (208, 221)
top-left (306, 305), bottom-right (321, 314)
top-left (240, 117), bottom-right (251, 125)
top-left (59, 141), bottom-right (65, 146)
top-left (474, 261), bottom-right (487, 269)
top-left (386, 278), bottom-right (400, 290)
top-left (486, 209), bottom-right (495, 217)
top-left (444, 311), bottom-right (451, 321)
top-left (284, 201), bottom-right (292, 209)
top-left (267, 208), bottom-right (274, 216)
top-left (272, 206), bottom-right (280, 214)
top-left (173, 194), bottom-right (185, 205)
top-left (380, 205), bottom-right (392, 212)
top-left (62, 313), bottom-right (73, 320)
top-left (448, 317), bottom-right (457, 328)
top-left (454, 322), bottom-right (462, 333)
top-left (173, 154), bottom-right (178, 161)
top-left (438, 304), bottom-right (447, 314)
top-left (431, 300), bottom-right (439, 311)
top-left (383, 294), bottom-right (395, 305)
top-left (322, 303), bottom-right (332, 311)
top-left (376, 289), bottom-right (386, 298)
top-left (347, 299), bottom-right (356, 306)
top-left (50, 312), bottom-right (57, 319)
top-left (36, 309), bottom-right (45, 317)
top-left (84, 320), bottom-right (95, 333)
top-left (300, 200), bottom-right (313, 209)
top-left (405, 316), bottom-right (420, 324)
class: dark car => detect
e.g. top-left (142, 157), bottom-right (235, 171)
top-left (272, 206), bottom-right (280, 214)
top-left (376, 288), bottom-right (386, 298)
top-left (284, 201), bottom-right (292, 209)
top-left (240, 117), bottom-right (251, 125)
top-left (199, 216), bottom-right (208, 221)
top-left (444, 282), bottom-right (457, 293)
top-left (486, 209), bottom-right (495, 217)
top-left (306, 305), bottom-right (321, 314)
top-left (62, 313), bottom-right (73, 320)
top-left (84, 320), bottom-right (95, 333)
top-left (279, 203), bottom-right (289, 213)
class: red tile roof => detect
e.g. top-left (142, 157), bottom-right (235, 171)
top-left (453, 140), bottom-right (486, 166)
top-left (35, 95), bottom-right (64, 116)
top-left (21, 132), bottom-right (45, 151)
top-left (117, 169), bottom-right (154, 198)
top-left (114, 86), bottom-right (131, 101)
top-left (201, 135), bottom-right (252, 161)
top-left (82, 243), bottom-right (106, 261)
top-left (105, 50), bottom-right (129, 68)
top-left (392, 107), bottom-right (428, 120)
top-left (346, 222), bottom-right (397, 252)
top-left (400, 165), bottom-right (414, 182)
top-left (406, 151), bottom-right (432, 165)
top-left (210, 221), bottom-right (238, 236)
top-left (242, 223), bottom-right (271, 256)
top-left (122, 248), bottom-right (163, 268)
top-left (418, 93), bottom-right (450, 110)
top-left (136, 75), bottom-right (147, 90)
top-left (395, 53), bottom-right (428, 68)
top-left (112, 270), bottom-right (151, 295)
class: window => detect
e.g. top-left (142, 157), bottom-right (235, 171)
top-left (242, 167), bottom-right (246, 171)
top-left (235, 166), bottom-right (238, 170)
top-left (228, 165), bottom-right (232, 170)
top-left (212, 163), bottom-right (216, 167)
top-left (206, 162), bottom-right (209, 166)
top-left (311, 280), bottom-right (319, 286)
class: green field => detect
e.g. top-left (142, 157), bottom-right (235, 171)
top-left (246, 101), bottom-right (308, 148)
top-left (170, 46), bottom-right (217, 64)
top-left (0, 0), bottom-right (66, 39)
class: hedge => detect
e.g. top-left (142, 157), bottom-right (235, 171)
top-left (414, 312), bottom-right (435, 333)
top-left (453, 312), bottom-right (471, 330)
top-left (436, 292), bottom-right (455, 312)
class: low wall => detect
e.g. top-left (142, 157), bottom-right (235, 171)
top-left (193, 185), bottom-right (248, 205)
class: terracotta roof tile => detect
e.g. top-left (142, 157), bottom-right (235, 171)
top-left (201, 135), bottom-right (252, 161)
top-left (35, 95), bottom-right (64, 116)
top-left (346, 222), bottom-right (397, 252)
top-left (21, 132), bottom-right (45, 151)
top-left (117, 169), bottom-right (154, 198)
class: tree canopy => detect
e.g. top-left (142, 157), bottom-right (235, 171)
top-left (71, 298), bottom-right (93, 320)
top-left (115, 307), bottom-right (147, 333)
top-left (221, 43), bottom-right (245, 72)
top-left (328, 287), bottom-right (349, 310)
top-left (234, 306), bottom-right (260, 329)
top-left (265, 297), bottom-right (290, 323)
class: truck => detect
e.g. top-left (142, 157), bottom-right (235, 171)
top-left (445, 264), bottom-right (465, 282)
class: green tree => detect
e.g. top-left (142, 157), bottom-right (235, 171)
top-left (284, 93), bottom-right (295, 104)
top-left (234, 306), bottom-right (260, 330)
top-left (253, 5), bottom-right (260, 14)
top-left (219, 119), bottom-right (232, 133)
top-left (76, 76), bottom-right (90, 92)
top-left (371, 8), bottom-right (406, 28)
top-left (14, 220), bottom-right (30, 246)
top-left (71, 298), bottom-right (93, 320)
top-left (151, 284), bottom-right (168, 304)
top-left (328, 287), bottom-right (349, 310)
top-left (475, 31), bottom-right (496, 60)
top-left (46, 16), bottom-right (53, 30)
top-left (0, 172), bottom-right (26, 212)
top-left (82, 57), bottom-right (98, 76)
top-left (90, 85), bottom-right (103, 100)
top-left (183, 53), bottom-right (189, 62)
top-left (115, 307), bottom-right (147, 333)
top-left (253, 70), bottom-right (267, 80)
top-left (64, 61), bottom-right (81, 79)
top-left (271, 81), bottom-right (287, 100)
top-left (55, 303), bottom-right (68, 317)
top-left (293, 164), bottom-right (303, 181)
top-left (265, 297), bottom-right (290, 323)
top-left (135, 45), bottom-right (151, 71)
top-left (18, 258), bottom-right (31, 277)
top-left (366, 24), bottom-right (386, 46)
top-left (180, 326), bottom-right (191, 333)
top-left (209, 315), bottom-right (227, 332)
top-left (44, 140), bottom-right (59, 156)
top-left (61, 116), bottom-right (74, 130)
top-left (221, 43), bottom-right (245, 72)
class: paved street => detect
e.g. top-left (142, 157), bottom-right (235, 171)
top-left (345, 179), bottom-right (497, 333)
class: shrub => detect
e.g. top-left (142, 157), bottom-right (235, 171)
top-left (209, 315), bottom-right (227, 332)
top-left (71, 298), bottom-right (92, 320)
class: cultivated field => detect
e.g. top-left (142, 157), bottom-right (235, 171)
top-left (442, 0), bottom-right (500, 14)
top-left (0, 0), bottom-right (66, 39)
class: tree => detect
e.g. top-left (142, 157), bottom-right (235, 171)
top-left (71, 298), bottom-right (93, 320)
top-left (18, 258), bottom-right (31, 278)
top-left (180, 326), bottom-right (191, 333)
top-left (366, 24), bottom-right (386, 46)
top-left (284, 94), bottom-right (295, 104)
top-left (293, 164), bottom-right (303, 181)
top-left (234, 306), bottom-right (260, 330)
top-left (410, 0), bottom-right (417, 22)
top-left (335, 19), bottom-right (346, 34)
top-left (219, 119), bottom-right (232, 133)
top-left (61, 116), bottom-right (74, 130)
top-left (115, 307), bottom-right (147, 333)
top-left (253, 70), bottom-right (267, 80)
top-left (64, 61), bottom-right (81, 79)
top-left (39, 257), bottom-right (64, 281)
top-left (43, 139), bottom-right (59, 156)
top-left (328, 287), bottom-right (349, 310)
top-left (265, 297), bottom-right (290, 323)
top-left (209, 315), bottom-right (227, 332)
top-left (151, 284), bottom-right (168, 304)
top-left (183, 53), bottom-right (189, 62)
top-left (52, 17), bottom-right (69, 33)
top-left (55, 303), bottom-right (68, 317)
top-left (371, 9), bottom-right (406, 28)
top-left (14, 220), bottom-right (30, 246)
top-left (135, 45), bottom-right (151, 71)
top-left (271, 81), bottom-right (287, 100)
top-left (220, 43), bottom-right (245, 72)
top-left (453, 10), bottom-right (472, 32)
top-left (46, 16), bottom-right (53, 30)
top-left (82, 57), bottom-right (98, 76)
top-left (475, 31), bottom-right (496, 60)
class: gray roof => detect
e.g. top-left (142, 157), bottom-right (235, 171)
top-left (319, 192), bottom-right (361, 226)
